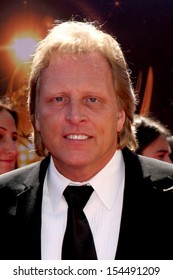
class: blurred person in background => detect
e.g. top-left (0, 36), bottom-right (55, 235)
top-left (0, 102), bottom-right (18, 174)
top-left (167, 135), bottom-right (173, 162)
top-left (134, 115), bottom-right (172, 163)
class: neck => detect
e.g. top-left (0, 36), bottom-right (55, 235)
top-left (55, 165), bottom-right (100, 182)
top-left (52, 149), bottom-right (118, 182)
top-left (53, 157), bottom-right (115, 182)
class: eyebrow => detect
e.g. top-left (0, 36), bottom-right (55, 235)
top-left (156, 149), bottom-right (169, 153)
top-left (0, 126), bottom-right (17, 134)
top-left (0, 126), bottom-right (7, 131)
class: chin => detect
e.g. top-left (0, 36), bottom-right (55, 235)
top-left (67, 160), bottom-right (89, 167)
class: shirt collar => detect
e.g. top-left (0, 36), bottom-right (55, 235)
top-left (89, 150), bottom-right (125, 209)
top-left (46, 150), bottom-right (125, 210)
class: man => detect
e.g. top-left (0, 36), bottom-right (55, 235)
top-left (0, 20), bottom-right (173, 260)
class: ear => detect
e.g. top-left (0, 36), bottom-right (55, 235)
top-left (35, 113), bottom-right (41, 132)
top-left (117, 109), bottom-right (125, 132)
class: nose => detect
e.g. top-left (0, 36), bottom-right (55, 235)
top-left (65, 99), bottom-right (86, 125)
top-left (5, 137), bottom-right (18, 157)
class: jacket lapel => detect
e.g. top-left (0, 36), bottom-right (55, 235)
top-left (15, 156), bottom-right (50, 259)
top-left (115, 148), bottom-right (154, 259)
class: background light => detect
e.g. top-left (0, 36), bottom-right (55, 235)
top-left (11, 36), bottom-right (38, 62)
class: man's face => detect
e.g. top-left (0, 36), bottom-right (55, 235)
top-left (35, 52), bottom-right (125, 181)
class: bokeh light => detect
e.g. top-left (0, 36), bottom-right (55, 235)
top-left (8, 32), bottom-right (39, 68)
top-left (10, 36), bottom-right (38, 63)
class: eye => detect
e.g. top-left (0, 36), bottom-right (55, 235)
top-left (88, 97), bottom-right (98, 103)
top-left (83, 95), bottom-right (105, 109)
top-left (0, 133), bottom-right (5, 141)
top-left (12, 135), bottom-right (18, 142)
top-left (55, 96), bottom-right (65, 102)
top-left (156, 153), bottom-right (165, 160)
top-left (53, 96), bottom-right (69, 105)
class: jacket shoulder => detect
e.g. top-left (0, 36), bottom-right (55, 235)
top-left (139, 155), bottom-right (173, 176)
top-left (139, 155), bottom-right (173, 191)
top-left (0, 156), bottom-right (50, 192)
top-left (0, 161), bottom-right (41, 185)
top-left (122, 148), bottom-right (173, 192)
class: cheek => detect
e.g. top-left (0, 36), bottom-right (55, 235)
top-left (15, 145), bottom-right (19, 156)
top-left (0, 139), bottom-right (6, 146)
top-left (35, 113), bottom-right (62, 136)
top-left (0, 146), bottom-right (4, 154)
top-left (141, 146), bottom-right (154, 157)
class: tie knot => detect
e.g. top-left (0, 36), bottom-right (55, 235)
top-left (63, 184), bottom-right (94, 210)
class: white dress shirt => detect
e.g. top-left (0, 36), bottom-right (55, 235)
top-left (41, 149), bottom-right (125, 260)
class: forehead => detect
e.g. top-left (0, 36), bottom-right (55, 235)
top-left (146, 134), bottom-right (170, 153)
top-left (44, 52), bottom-right (111, 74)
top-left (40, 52), bottom-right (113, 88)
top-left (0, 110), bottom-right (16, 130)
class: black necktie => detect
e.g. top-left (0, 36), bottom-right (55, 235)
top-left (61, 184), bottom-right (97, 260)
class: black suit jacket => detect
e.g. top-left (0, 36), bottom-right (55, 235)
top-left (0, 148), bottom-right (173, 260)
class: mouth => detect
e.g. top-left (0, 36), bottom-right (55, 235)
top-left (0, 159), bottom-right (16, 163)
top-left (64, 134), bottom-right (92, 140)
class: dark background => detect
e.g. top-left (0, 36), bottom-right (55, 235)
top-left (0, 0), bottom-right (173, 132)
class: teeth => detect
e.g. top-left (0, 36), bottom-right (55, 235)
top-left (66, 134), bottom-right (89, 140)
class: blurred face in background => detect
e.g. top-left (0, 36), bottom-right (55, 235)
top-left (141, 134), bottom-right (172, 163)
top-left (0, 110), bottom-right (18, 174)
